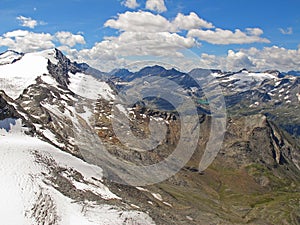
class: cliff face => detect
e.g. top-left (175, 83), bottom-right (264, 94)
top-left (0, 91), bottom-right (19, 120)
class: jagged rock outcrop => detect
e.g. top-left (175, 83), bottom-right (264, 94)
top-left (0, 90), bottom-right (36, 135)
top-left (0, 91), bottom-right (20, 120)
top-left (212, 114), bottom-right (300, 172)
top-left (46, 48), bottom-right (80, 87)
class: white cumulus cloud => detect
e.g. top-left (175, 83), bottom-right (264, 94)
top-left (279, 27), bottom-right (293, 35)
top-left (80, 31), bottom-right (194, 59)
top-left (55, 31), bottom-right (86, 47)
top-left (240, 46), bottom-right (300, 71)
top-left (105, 11), bottom-right (173, 32)
top-left (145, 0), bottom-right (167, 13)
top-left (104, 11), bottom-right (214, 33)
top-left (16, 16), bottom-right (38, 29)
top-left (226, 50), bottom-right (255, 70)
top-left (16, 16), bottom-right (47, 29)
top-left (188, 28), bottom-right (270, 45)
top-left (173, 12), bottom-right (214, 30)
top-left (0, 30), bottom-right (54, 52)
top-left (80, 10), bottom-right (271, 71)
top-left (75, 31), bottom-right (196, 71)
top-left (198, 46), bottom-right (300, 72)
top-left (122, 0), bottom-right (139, 9)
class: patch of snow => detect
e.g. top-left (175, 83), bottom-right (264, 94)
top-left (186, 216), bottom-right (193, 221)
top-left (79, 106), bottom-right (93, 122)
top-left (163, 202), bottom-right (172, 207)
top-left (130, 204), bottom-right (140, 209)
top-left (151, 117), bottom-right (164, 121)
top-left (190, 87), bottom-right (198, 93)
top-left (114, 104), bottom-right (127, 116)
top-left (0, 52), bottom-right (49, 99)
top-left (136, 187), bottom-right (149, 192)
top-left (211, 72), bottom-right (224, 78)
top-left (40, 74), bottom-right (58, 86)
top-left (68, 72), bottom-right (115, 101)
top-left (41, 129), bottom-right (65, 148)
top-left (219, 71), bottom-right (277, 92)
top-left (275, 81), bottom-right (281, 87)
top-left (81, 203), bottom-right (155, 225)
top-left (41, 102), bottom-right (72, 118)
top-left (297, 93), bottom-right (300, 102)
top-left (151, 193), bottom-right (163, 201)
top-left (61, 171), bottom-right (120, 200)
top-left (96, 127), bottom-right (109, 130)
top-left (33, 123), bottom-right (42, 129)
top-left (0, 135), bottom-right (42, 225)
top-left (107, 114), bottom-right (113, 119)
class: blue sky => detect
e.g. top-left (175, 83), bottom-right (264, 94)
top-left (0, 0), bottom-right (300, 71)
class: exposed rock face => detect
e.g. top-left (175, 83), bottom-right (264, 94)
top-left (0, 91), bottom-right (19, 120)
top-left (47, 48), bottom-right (80, 87)
top-left (213, 114), bottom-right (300, 171)
top-left (0, 90), bottom-right (35, 134)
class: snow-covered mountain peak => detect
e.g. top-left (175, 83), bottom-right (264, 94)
top-left (0, 50), bottom-right (24, 65)
top-left (0, 48), bottom-right (60, 67)
top-left (0, 48), bottom-right (59, 67)
top-left (0, 51), bottom-right (51, 99)
top-left (0, 48), bottom-right (81, 99)
top-left (31, 48), bottom-right (59, 65)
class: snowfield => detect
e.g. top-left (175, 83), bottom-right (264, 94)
top-left (0, 50), bottom-right (23, 65)
top-left (0, 51), bottom-right (53, 99)
top-left (68, 72), bottom-right (115, 101)
top-left (0, 120), bottom-right (155, 225)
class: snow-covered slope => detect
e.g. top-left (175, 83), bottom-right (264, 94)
top-left (0, 49), bottom-right (115, 102)
top-left (0, 50), bottom-right (55, 99)
top-left (211, 70), bottom-right (279, 92)
top-left (0, 121), bottom-right (154, 225)
top-left (0, 50), bottom-right (23, 65)
top-left (68, 72), bottom-right (115, 100)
